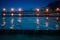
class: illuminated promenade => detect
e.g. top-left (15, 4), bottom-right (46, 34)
top-left (0, 8), bottom-right (60, 30)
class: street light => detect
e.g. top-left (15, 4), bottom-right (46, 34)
top-left (45, 8), bottom-right (49, 12)
top-left (18, 8), bottom-right (22, 12)
top-left (36, 8), bottom-right (40, 12)
top-left (56, 8), bottom-right (60, 11)
top-left (2, 8), bottom-right (6, 12)
top-left (11, 8), bottom-right (14, 12)
top-left (35, 8), bottom-right (40, 16)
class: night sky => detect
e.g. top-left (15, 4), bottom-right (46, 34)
top-left (0, 0), bottom-right (58, 10)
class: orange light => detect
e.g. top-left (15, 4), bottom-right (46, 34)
top-left (56, 8), bottom-right (60, 11)
top-left (45, 8), bottom-right (49, 12)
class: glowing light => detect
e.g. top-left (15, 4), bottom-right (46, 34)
top-left (56, 17), bottom-right (59, 20)
top-left (45, 8), bottom-right (49, 12)
top-left (36, 18), bottom-right (39, 24)
top-left (11, 13), bottom-right (14, 16)
top-left (18, 13), bottom-right (22, 16)
top-left (46, 17), bottom-right (49, 20)
top-left (18, 8), bottom-right (22, 12)
top-left (56, 24), bottom-right (59, 30)
top-left (11, 18), bottom-right (14, 24)
top-left (11, 8), bottom-right (14, 11)
top-left (17, 18), bottom-right (21, 22)
top-left (10, 25), bottom-right (14, 29)
top-left (56, 8), bottom-right (60, 11)
top-left (2, 8), bottom-right (6, 11)
top-left (36, 8), bottom-right (40, 12)
top-left (3, 13), bottom-right (6, 16)
top-left (45, 22), bottom-right (48, 27)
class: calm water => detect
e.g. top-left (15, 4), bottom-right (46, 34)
top-left (0, 12), bottom-right (60, 30)
top-left (0, 17), bottom-right (60, 30)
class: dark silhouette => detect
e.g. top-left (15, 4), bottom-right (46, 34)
top-left (47, 1), bottom-right (60, 11)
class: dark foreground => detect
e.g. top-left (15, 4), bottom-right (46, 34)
top-left (0, 30), bottom-right (60, 40)
top-left (0, 30), bottom-right (60, 35)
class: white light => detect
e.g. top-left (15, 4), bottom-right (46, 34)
top-left (3, 8), bottom-right (6, 11)
top-left (10, 25), bottom-right (14, 29)
top-left (36, 8), bottom-right (40, 12)
top-left (3, 13), bottom-right (6, 16)
top-left (17, 18), bottom-right (21, 22)
top-left (46, 17), bottom-right (48, 20)
top-left (18, 8), bottom-right (22, 11)
top-left (11, 13), bottom-right (14, 16)
top-left (18, 13), bottom-right (22, 16)
top-left (11, 8), bottom-right (14, 11)
top-left (45, 22), bottom-right (48, 27)
top-left (36, 18), bottom-right (39, 24)
top-left (11, 18), bottom-right (14, 24)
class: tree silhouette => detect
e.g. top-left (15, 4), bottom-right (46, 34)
top-left (47, 1), bottom-right (60, 11)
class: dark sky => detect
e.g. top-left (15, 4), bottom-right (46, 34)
top-left (0, 0), bottom-right (58, 10)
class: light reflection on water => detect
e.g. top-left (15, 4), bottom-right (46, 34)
top-left (0, 17), bottom-right (60, 30)
top-left (0, 12), bottom-right (60, 30)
